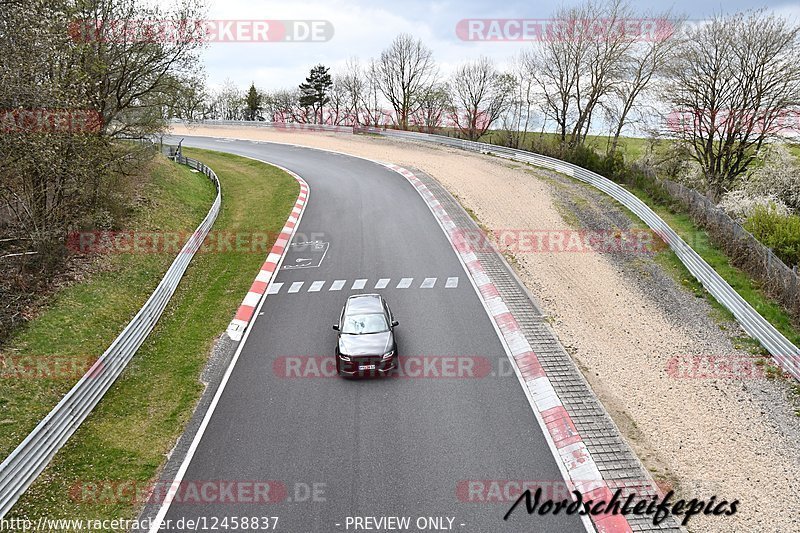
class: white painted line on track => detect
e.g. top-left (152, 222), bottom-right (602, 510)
top-left (375, 278), bottom-right (390, 289)
top-left (156, 138), bottom-right (593, 533)
top-left (381, 162), bottom-right (597, 533)
top-left (421, 277), bottom-right (437, 288)
top-left (446, 277), bottom-right (459, 288)
top-left (266, 282), bottom-right (283, 294)
top-left (288, 281), bottom-right (304, 293)
top-left (148, 156), bottom-right (310, 533)
top-left (308, 281), bottom-right (325, 292)
top-left (397, 277), bottom-right (413, 288)
top-left (352, 279), bottom-right (367, 290)
top-left (329, 280), bottom-right (346, 291)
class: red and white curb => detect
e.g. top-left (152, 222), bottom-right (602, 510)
top-left (382, 162), bottom-right (632, 533)
top-left (225, 173), bottom-right (309, 342)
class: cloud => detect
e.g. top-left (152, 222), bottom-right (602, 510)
top-left (178, 0), bottom-right (798, 91)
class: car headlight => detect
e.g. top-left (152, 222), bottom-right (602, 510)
top-left (339, 354), bottom-right (351, 361)
top-left (382, 350), bottom-right (395, 360)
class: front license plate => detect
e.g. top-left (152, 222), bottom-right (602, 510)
top-left (359, 365), bottom-right (376, 370)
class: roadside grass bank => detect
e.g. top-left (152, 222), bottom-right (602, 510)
top-left (467, 130), bottom-right (800, 373)
top-left (479, 130), bottom-right (663, 162)
top-left (521, 159), bottom-right (800, 371)
top-left (624, 177), bottom-right (800, 355)
top-left (3, 148), bottom-right (299, 525)
top-left (0, 155), bottom-right (214, 460)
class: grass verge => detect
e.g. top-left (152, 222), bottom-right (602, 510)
top-left (623, 184), bottom-right (800, 350)
top-left (4, 148), bottom-right (298, 526)
top-left (482, 146), bottom-right (800, 356)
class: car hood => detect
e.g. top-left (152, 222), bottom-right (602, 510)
top-left (338, 331), bottom-right (393, 356)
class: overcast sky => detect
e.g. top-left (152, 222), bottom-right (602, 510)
top-left (182, 0), bottom-right (800, 91)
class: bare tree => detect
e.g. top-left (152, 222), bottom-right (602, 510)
top-left (526, 8), bottom-right (581, 144)
top-left (212, 79), bottom-right (244, 120)
top-left (450, 57), bottom-right (514, 141)
top-left (326, 75), bottom-right (349, 125)
top-left (528, 0), bottom-right (635, 146)
top-left (411, 84), bottom-right (451, 132)
top-left (605, 12), bottom-right (683, 155)
top-left (339, 58), bottom-right (366, 125)
top-left (165, 74), bottom-right (211, 121)
top-left (373, 34), bottom-right (438, 129)
top-left (74, 0), bottom-right (207, 137)
top-left (362, 62), bottom-right (390, 126)
top-left (500, 52), bottom-right (537, 149)
top-left (663, 10), bottom-right (800, 197)
top-left (266, 88), bottom-right (307, 123)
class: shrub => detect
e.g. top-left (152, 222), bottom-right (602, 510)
top-left (719, 190), bottom-right (791, 223)
top-left (742, 144), bottom-right (800, 213)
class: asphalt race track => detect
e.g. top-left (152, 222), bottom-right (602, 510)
top-left (155, 136), bottom-right (587, 533)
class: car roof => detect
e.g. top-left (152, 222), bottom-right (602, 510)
top-left (345, 294), bottom-right (384, 314)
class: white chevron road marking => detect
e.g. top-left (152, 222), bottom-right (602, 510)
top-left (263, 277), bottom-right (460, 294)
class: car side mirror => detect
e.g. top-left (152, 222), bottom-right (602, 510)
top-left (391, 320), bottom-right (399, 327)
top-left (332, 324), bottom-right (339, 331)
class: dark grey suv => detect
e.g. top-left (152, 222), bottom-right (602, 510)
top-left (333, 294), bottom-right (398, 376)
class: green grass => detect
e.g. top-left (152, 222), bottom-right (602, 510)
top-left (474, 130), bottom-right (800, 353)
top-left (4, 148), bottom-right (298, 527)
top-left (478, 130), bottom-right (800, 167)
top-left (622, 182), bottom-right (800, 350)
top-left (0, 157), bottom-right (213, 460)
top-left (787, 142), bottom-right (800, 161)
top-left (477, 130), bottom-right (671, 163)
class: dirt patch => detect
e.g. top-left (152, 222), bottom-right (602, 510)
top-left (171, 124), bottom-right (800, 533)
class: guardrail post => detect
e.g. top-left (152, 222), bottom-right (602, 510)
top-left (0, 143), bottom-right (223, 518)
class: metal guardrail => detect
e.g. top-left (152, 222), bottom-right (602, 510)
top-left (169, 120), bottom-right (800, 380)
top-left (0, 150), bottom-right (221, 518)
top-left (363, 127), bottom-right (800, 381)
top-left (171, 118), bottom-right (354, 134)
top-left (172, 119), bottom-right (800, 377)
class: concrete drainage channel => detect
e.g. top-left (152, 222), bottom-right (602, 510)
top-left (365, 127), bottom-right (800, 382)
top-left (189, 120), bottom-right (800, 384)
top-left (409, 167), bottom-right (682, 533)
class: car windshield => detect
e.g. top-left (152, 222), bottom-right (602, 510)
top-left (341, 312), bottom-right (388, 334)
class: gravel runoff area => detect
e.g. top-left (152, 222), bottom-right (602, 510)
top-left (170, 124), bottom-right (800, 533)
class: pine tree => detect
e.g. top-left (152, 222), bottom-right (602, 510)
top-left (245, 83), bottom-right (262, 121)
top-left (299, 65), bottom-right (332, 123)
